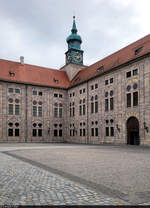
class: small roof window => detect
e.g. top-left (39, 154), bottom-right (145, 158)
top-left (53, 78), bottom-right (59, 83)
top-left (96, 65), bottom-right (104, 72)
top-left (135, 46), bottom-right (143, 55)
top-left (9, 72), bottom-right (15, 77)
top-left (74, 77), bottom-right (80, 82)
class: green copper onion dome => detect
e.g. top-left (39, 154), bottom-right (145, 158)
top-left (66, 16), bottom-right (82, 45)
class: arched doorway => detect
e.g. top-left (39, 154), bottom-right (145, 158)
top-left (127, 117), bottom-right (140, 145)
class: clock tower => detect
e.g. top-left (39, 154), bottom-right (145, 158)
top-left (65, 16), bottom-right (83, 65)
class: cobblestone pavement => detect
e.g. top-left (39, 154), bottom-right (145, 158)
top-left (0, 152), bottom-right (127, 206)
top-left (7, 144), bottom-right (150, 205)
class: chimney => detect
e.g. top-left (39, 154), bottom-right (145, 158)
top-left (20, 56), bottom-right (24, 65)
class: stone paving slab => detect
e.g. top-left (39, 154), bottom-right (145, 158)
top-left (0, 152), bottom-right (127, 206)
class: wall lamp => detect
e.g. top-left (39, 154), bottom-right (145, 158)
top-left (116, 124), bottom-right (120, 132)
top-left (144, 122), bottom-right (149, 133)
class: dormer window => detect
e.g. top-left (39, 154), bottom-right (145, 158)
top-left (9, 72), bottom-right (15, 77)
top-left (74, 77), bottom-right (80, 82)
top-left (135, 47), bottom-right (143, 55)
top-left (96, 65), bottom-right (104, 72)
top-left (53, 78), bottom-right (59, 84)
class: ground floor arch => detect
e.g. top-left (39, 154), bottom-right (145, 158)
top-left (126, 116), bottom-right (140, 145)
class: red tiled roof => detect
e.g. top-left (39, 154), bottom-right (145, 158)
top-left (71, 34), bottom-right (150, 86)
top-left (0, 34), bottom-right (150, 89)
top-left (0, 59), bottom-right (70, 88)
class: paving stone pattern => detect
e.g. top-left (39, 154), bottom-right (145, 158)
top-left (0, 152), bottom-right (126, 206)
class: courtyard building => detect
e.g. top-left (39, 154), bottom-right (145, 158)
top-left (0, 17), bottom-right (150, 145)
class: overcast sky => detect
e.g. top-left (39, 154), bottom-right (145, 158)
top-left (0, 0), bottom-right (149, 69)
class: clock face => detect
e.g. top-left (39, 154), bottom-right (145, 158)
top-left (73, 52), bottom-right (82, 63)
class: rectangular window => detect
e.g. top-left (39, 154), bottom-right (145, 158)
top-left (38, 129), bottom-right (42, 137)
top-left (127, 93), bottom-right (131, 108)
top-left (33, 90), bottom-right (37, 95)
top-left (133, 91), bottom-right (138, 106)
top-left (83, 105), bottom-right (86, 115)
top-left (59, 94), bottom-right (63, 98)
top-left (110, 127), bottom-right (114, 137)
top-left (110, 97), bottom-right (114, 111)
top-left (39, 91), bottom-right (43, 96)
top-left (54, 129), bottom-right (58, 136)
top-left (95, 83), bottom-right (98, 89)
top-left (54, 93), bottom-right (58, 97)
top-left (15, 89), bottom-right (20, 94)
top-left (59, 108), bottom-right (62, 118)
top-left (32, 129), bottom-right (37, 137)
top-left (15, 105), bottom-right (20, 115)
top-left (80, 89), bottom-right (82, 94)
top-left (133, 69), bottom-right (138, 76)
top-left (8, 88), bottom-right (13, 93)
top-left (126, 71), bottom-right (131, 78)
top-left (106, 127), bottom-right (109, 136)
top-left (73, 107), bottom-right (75, 117)
top-left (110, 78), bottom-right (113, 83)
top-left (105, 80), bottom-right (108, 85)
top-left (80, 129), bottom-right (82, 136)
top-left (70, 107), bottom-right (72, 117)
top-left (8, 129), bottom-right (13, 136)
top-left (33, 106), bottom-right (37, 117)
top-left (83, 129), bottom-right (86, 137)
top-left (83, 88), bottom-right (85, 93)
top-left (95, 128), bottom-right (98, 136)
top-left (59, 129), bottom-right (62, 137)
top-left (95, 101), bottom-right (98, 113)
top-left (15, 129), bottom-right (19, 137)
top-left (91, 128), bottom-right (94, 136)
top-left (105, 99), bottom-right (109, 111)
top-left (54, 107), bottom-right (58, 118)
top-left (79, 105), bottom-right (82, 116)
top-left (9, 104), bottom-right (13, 115)
top-left (91, 102), bottom-right (94, 114)
top-left (73, 129), bottom-right (75, 136)
top-left (91, 85), bottom-right (94, 90)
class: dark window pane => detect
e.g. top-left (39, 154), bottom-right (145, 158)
top-left (95, 128), bottom-right (98, 136)
top-left (95, 83), bottom-right (98, 89)
top-left (83, 105), bottom-right (86, 115)
top-left (83, 129), bottom-right (86, 137)
top-left (105, 80), bottom-right (108, 85)
top-left (80, 89), bottom-right (82, 94)
top-left (39, 91), bottom-right (43, 96)
top-left (106, 127), bottom-right (109, 136)
top-left (110, 78), bottom-right (113, 83)
top-left (95, 101), bottom-right (98, 113)
top-left (79, 105), bottom-right (82, 116)
top-left (54, 129), bottom-right (58, 136)
top-left (15, 129), bottom-right (19, 136)
top-left (32, 129), bottom-right (37, 137)
top-left (54, 107), bottom-right (58, 118)
top-left (15, 105), bottom-right (20, 115)
top-left (91, 102), bottom-right (94, 114)
top-left (15, 89), bottom-right (20, 93)
top-left (9, 104), bottom-right (13, 115)
top-left (80, 129), bottom-right (82, 136)
top-left (126, 71), bottom-right (131, 78)
top-left (59, 107), bottom-right (63, 118)
top-left (8, 88), bottom-right (14, 93)
top-left (110, 127), bottom-right (114, 136)
top-left (59, 94), bottom-right (63, 98)
top-left (70, 129), bottom-right (72, 136)
top-left (91, 128), bottom-right (94, 136)
top-left (38, 106), bottom-right (42, 117)
top-left (33, 106), bottom-right (37, 116)
top-left (110, 97), bottom-right (114, 111)
top-left (105, 99), bottom-right (109, 111)
top-left (133, 69), bottom-right (138, 76)
top-left (127, 93), bottom-right (131, 107)
top-left (59, 129), bottom-right (62, 137)
top-left (91, 85), bottom-right (94, 90)
top-left (73, 107), bottom-right (75, 117)
top-left (54, 93), bottom-right (58, 97)
top-left (38, 129), bottom-right (42, 137)
top-left (133, 91), bottom-right (138, 106)
top-left (8, 129), bottom-right (13, 136)
top-left (83, 88), bottom-right (85, 93)
top-left (33, 90), bottom-right (37, 95)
